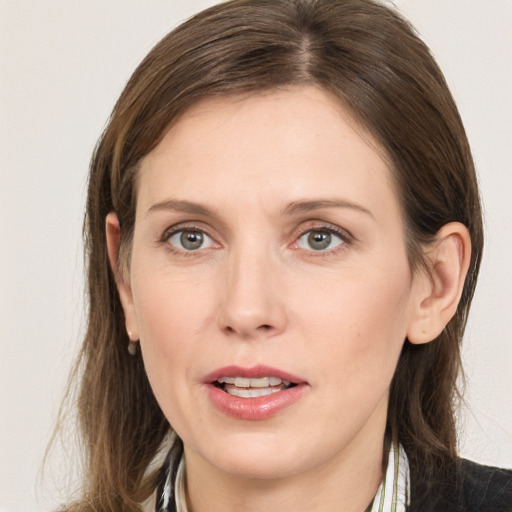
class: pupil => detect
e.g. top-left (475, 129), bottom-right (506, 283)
top-left (308, 231), bottom-right (331, 250)
top-left (180, 231), bottom-right (203, 250)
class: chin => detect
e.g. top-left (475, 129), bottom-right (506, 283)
top-left (185, 427), bottom-right (338, 481)
top-left (214, 451), bottom-right (305, 480)
top-left (184, 430), bottom-right (302, 478)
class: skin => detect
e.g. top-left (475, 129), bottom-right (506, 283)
top-left (107, 87), bottom-right (471, 512)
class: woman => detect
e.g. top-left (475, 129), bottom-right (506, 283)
top-left (60, 0), bottom-right (511, 511)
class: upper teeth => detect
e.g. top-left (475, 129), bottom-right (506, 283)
top-left (217, 376), bottom-right (290, 388)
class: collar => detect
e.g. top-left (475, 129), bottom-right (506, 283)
top-left (367, 443), bottom-right (410, 512)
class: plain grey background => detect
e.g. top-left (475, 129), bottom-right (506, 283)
top-left (1, 1), bottom-right (511, 511)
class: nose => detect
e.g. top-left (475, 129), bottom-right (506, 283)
top-left (217, 246), bottom-right (287, 340)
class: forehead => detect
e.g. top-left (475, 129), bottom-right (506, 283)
top-left (136, 86), bottom-right (399, 220)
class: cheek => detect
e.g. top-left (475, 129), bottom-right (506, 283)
top-left (294, 261), bottom-right (413, 390)
top-left (131, 271), bottom-right (216, 398)
top-left (133, 257), bottom-right (216, 340)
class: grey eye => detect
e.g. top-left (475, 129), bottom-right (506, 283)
top-left (168, 230), bottom-right (213, 251)
top-left (297, 230), bottom-right (343, 251)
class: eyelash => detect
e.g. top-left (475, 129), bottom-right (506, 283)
top-left (159, 222), bottom-right (353, 257)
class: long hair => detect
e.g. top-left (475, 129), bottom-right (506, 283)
top-left (58, 0), bottom-right (483, 509)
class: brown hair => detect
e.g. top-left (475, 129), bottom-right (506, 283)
top-left (58, 0), bottom-right (483, 509)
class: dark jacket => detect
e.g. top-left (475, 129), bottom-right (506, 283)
top-left (409, 459), bottom-right (512, 512)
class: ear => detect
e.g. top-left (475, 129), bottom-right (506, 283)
top-left (105, 212), bottom-right (139, 341)
top-left (407, 222), bottom-right (471, 344)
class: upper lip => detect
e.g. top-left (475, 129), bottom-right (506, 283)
top-left (204, 365), bottom-right (306, 385)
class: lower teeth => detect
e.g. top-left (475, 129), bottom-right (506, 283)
top-left (223, 385), bottom-right (285, 398)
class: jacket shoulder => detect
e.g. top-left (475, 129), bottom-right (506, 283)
top-left (409, 458), bottom-right (512, 512)
top-left (457, 458), bottom-right (512, 512)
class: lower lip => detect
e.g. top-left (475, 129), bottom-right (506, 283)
top-left (205, 383), bottom-right (309, 420)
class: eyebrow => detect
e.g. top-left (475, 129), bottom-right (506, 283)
top-left (146, 199), bottom-right (218, 218)
top-left (282, 199), bottom-right (375, 219)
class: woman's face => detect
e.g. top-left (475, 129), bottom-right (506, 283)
top-left (119, 87), bottom-right (427, 480)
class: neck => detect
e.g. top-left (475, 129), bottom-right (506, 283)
top-left (183, 412), bottom-right (386, 512)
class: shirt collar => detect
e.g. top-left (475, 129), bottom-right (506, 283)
top-left (367, 443), bottom-right (410, 512)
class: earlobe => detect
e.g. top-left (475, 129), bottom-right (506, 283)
top-left (105, 212), bottom-right (139, 342)
top-left (407, 222), bottom-right (471, 345)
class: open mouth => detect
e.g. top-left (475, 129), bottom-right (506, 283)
top-left (205, 367), bottom-right (308, 419)
top-left (214, 376), bottom-right (297, 398)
